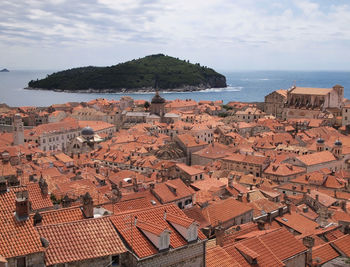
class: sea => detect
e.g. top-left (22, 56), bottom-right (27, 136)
top-left (0, 70), bottom-right (349, 107)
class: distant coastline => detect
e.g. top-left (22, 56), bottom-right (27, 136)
top-left (0, 68), bottom-right (9, 72)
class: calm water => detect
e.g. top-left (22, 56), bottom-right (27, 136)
top-left (0, 70), bottom-right (349, 107)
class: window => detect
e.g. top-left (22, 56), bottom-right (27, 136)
top-left (16, 257), bottom-right (26, 267)
top-left (111, 255), bottom-right (120, 266)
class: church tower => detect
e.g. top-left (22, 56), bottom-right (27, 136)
top-left (150, 76), bottom-right (166, 117)
top-left (13, 114), bottom-right (24, 145)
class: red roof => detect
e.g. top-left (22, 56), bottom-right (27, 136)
top-left (0, 188), bottom-right (44, 258)
top-left (110, 204), bottom-right (205, 259)
top-left (37, 217), bottom-right (126, 265)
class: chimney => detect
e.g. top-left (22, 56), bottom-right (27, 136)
top-left (267, 212), bottom-right (272, 223)
top-left (150, 183), bottom-right (155, 190)
top-left (237, 194), bottom-right (243, 202)
top-left (33, 211), bottom-right (42, 226)
top-left (286, 200), bottom-right (291, 214)
top-left (228, 176), bottom-right (233, 188)
top-left (303, 236), bottom-right (315, 266)
top-left (215, 225), bottom-right (225, 247)
top-left (315, 194), bottom-right (319, 202)
top-left (278, 207), bottom-right (284, 217)
top-left (257, 220), bottom-right (265, 230)
top-left (333, 190), bottom-right (337, 198)
top-left (340, 201), bottom-right (347, 212)
top-left (164, 209), bottom-right (167, 220)
top-left (246, 193), bottom-right (250, 202)
top-left (15, 191), bottom-right (30, 221)
top-left (249, 184), bottom-right (253, 190)
top-left (307, 188), bottom-right (311, 194)
top-left (0, 177), bottom-right (8, 194)
top-left (82, 192), bottom-right (94, 218)
top-left (62, 194), bottom-right (71, 208)
top-left (39, 176), bottom-right (48, 196)
top-left (301, 184), bottom-right (304, 191)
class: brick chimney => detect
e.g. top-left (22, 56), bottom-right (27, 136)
top-left (302, 236), bottom-right (315, 266)
top-left (82, 192), bottom-right (94, 218)
top-left (15, 191), bottom-right (30, 221)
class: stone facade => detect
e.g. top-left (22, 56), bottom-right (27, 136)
top-left (6, 252), bottom-right (45, 267)
top-left (264, 89), bottom-right (287, 118)
top-left (126, 241), bottom-right (206, 267)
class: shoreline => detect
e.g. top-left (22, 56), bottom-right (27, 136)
top-left (24, 84), bottom-right (226, 94)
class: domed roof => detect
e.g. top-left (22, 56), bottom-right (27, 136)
top-left (151, 91), bottom-right (165, 104)
top-left (316, 137), bottom-right (324, 144)
top-left (334, 140), bottom-right (342, 146)
top-left (81, 126), bottom-right (94, 136)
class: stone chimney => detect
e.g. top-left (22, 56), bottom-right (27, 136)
top-left (302, 236), bottom-right (315, 266)
top-left (215, 225), bottom-right (225, 247)
top-left (33, 211), bottom-right (42, 226)
top-left (39, 176), bottom-right (48, 196)
top-left (228, 176), bottom-right (233, 188)
top-left (62, 194), bottom-right (71, 208)
top-left (15, 190), bottom-right (30, 221)
top-left (0, 177), bottom-right (7, 193)
top-left (340, 201), bottom-right (347, 213)
top-left (286, 200), bottom-right (291, 214)
top-left (82, 192), bottom-right (94, 218)
top-left (257, 220), bottom-right (265, 230)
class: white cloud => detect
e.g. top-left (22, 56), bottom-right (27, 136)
top-left (0, 0), bottom-right (349, 70)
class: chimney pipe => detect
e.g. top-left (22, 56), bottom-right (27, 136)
top-left (0, 177), bottom-right (8, 193)
top-left (33, 211), bottom-right (42, 226)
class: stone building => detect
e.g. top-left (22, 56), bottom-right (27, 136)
top-left (264, 89), bottom-right (287, 118)
top-left (282, 85), bottom-right (344, 120)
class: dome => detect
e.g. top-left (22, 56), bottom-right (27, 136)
top-left (151, 91), bottom-right (165, 104)
top-left (334, 140), bottom-right (342, 146)
top-left (81, 126), bottom-right (94, 136)
top-left (316, 138), bottom-right (324, 144)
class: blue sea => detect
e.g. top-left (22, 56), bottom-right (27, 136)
top-left (0, 70), bottom-right (349, 107)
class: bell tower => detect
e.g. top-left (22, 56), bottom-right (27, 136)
top-left (13, 114), bottom-right (24, 145)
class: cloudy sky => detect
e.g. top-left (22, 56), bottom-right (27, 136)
top-left (1, 0), bottom-right (350, 71)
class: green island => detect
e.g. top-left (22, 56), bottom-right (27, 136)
top-left (27, 54), bottom-right (227, 92)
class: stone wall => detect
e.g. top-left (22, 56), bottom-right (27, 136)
top-left (129, 241), bottom-right (205, 267)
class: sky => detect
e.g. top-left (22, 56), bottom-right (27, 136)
top-left (1, 0), bottom-right (350, 71)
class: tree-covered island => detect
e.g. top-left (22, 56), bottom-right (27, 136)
top-left (27, 54), bottom-right (227, 92)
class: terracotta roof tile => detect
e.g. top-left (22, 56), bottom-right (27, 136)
top-left (332, 234), bottom-right (350, 257)
top-left (110, 204), bottom-right (205, 259)
top-left (312, 243), bottom-right (340, 265)
top-left (27, 183), bottom-right (53, 211)
top-left (206, 245), bottom-right (241, 267)
top-left (37, 217), bottom-right (126, 265)
top-left (0, 189), bottom-right (44, 258)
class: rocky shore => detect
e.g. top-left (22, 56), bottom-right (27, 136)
top-left (24, 83), bottom-right (218, 93)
